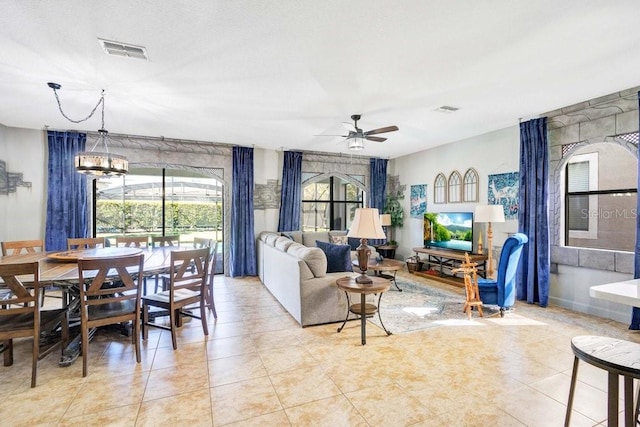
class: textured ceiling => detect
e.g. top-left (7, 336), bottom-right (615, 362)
top-left (1, 1), bottom-right (640, 158)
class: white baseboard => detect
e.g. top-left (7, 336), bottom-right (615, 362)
top-left (548, 295), bottom-right (631, 325)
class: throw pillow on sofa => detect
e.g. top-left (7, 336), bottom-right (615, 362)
top-left (316, 240), bottom-right (353, 273)
top-left (331, 235), bottom-right (348, 245)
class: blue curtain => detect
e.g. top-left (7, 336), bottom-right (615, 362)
top-left (45, 131), bottom-right (88, 251)
top-left (369, 158), bottom-right (388, 244)
top-left (629, 92), bottom-right (640, 329)
top-left (230, 146), bottom-right (257, 277)
top-left (277, 151), bottom-right (302, 232)
top-left (517, 118), bottom-right (550, 307)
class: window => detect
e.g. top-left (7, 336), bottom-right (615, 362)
top-left (448, 171), bottom-right (462, 203)
top-left (463, 168), bottom-right (479, 202)
top-left (301, 175), bottom-right (363, 231)
top-left (434, 173), bottom-right (446, 204)
top-left (94, 167), bottom-right (225, 269)
top-left (564, 145), bottom-right (637, 251)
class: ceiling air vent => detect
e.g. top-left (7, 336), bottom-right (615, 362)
top-left (98, 38), bottom-right (149, 61)
top-left (434, 105), bottom-right (460, 113)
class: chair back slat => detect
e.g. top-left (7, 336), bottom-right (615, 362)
top-left (1, 240), bottom-right (44, 256)
top-left (169, 248), bottom-right (209, 295)
top-left (77, 254), bottom-right (144, 314)
top-left (0, 262), bottom-right (40, 306)
top-left (0, 261), bottom-right (39, 323)
top-left (151, 235), bottom-right (180, 248)
top-left (67, 237), bottom-right (106, 250)
top-left (115, 236), bottom-right (149, 248)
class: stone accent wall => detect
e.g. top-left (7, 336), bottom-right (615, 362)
top-left (544, 86), bottom-right (639, 274)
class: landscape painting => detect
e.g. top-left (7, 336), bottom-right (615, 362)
top-left (487, 172), bottom-right (519, 220)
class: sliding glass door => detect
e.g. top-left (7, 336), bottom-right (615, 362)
top-left (93, 167), bottom-right (224, 272)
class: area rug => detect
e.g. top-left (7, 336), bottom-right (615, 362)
top-left (367, 278), bottom-right (497, 334)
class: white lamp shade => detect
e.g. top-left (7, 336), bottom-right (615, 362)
top-left (347, 208), bottom-right (387, 239)
top-left (379, 214), bottom-right (392, 227)
top-left (475, 205), bottom-right (505, 223)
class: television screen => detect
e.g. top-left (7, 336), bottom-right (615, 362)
top-left (424, 212), bottom-right (473, 252)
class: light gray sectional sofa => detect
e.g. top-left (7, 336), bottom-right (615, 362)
top-left (257, 230), bottom-right (373, 327)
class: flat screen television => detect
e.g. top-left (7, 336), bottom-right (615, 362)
top-left (423, 212), bottom-right (474, 253)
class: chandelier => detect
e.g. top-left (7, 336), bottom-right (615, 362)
top-left (47, 82), bottom-right (128, 176)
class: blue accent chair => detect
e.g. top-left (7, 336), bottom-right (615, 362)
top-left (477, 233), bottom-right (528, 316)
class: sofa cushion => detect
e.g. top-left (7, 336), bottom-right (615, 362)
top-left (303, 231), bottom-right (330, 247)
top-left (282, 231), bottom-right (303, 245)
top-left (259, 231), bottom-right (276, 242)
top-left (265, 233), bottom-right (280, 247)
top-left (275, 236), bottom-right (294, 252)
top-left (287, 243), bottom-right (327, 278)
top-left (316, 240), bottom-right (353, 273)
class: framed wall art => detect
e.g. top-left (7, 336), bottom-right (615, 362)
top-left (487, 172), bottom-right (519, 220)
top-left (410, 184), bottom-right (427, 218)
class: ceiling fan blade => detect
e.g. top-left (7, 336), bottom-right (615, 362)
top-left (364, 125), bottom-right (399, 136)
top-left (366, 136), bottom-right (387, 143)
top-left (342, 122), bottom-right (357, 132)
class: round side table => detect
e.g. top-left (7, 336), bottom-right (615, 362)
top-left (335, 276), bottom-right (391, 345)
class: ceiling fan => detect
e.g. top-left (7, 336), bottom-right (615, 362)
top-left (320, 114), bottom-right (399, 150)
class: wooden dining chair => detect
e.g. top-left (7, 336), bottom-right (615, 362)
top-left (142, 247), bottom-right (210, 350)
top-left (77, 253), bottom-right (145, 377)
top-left (151, 235), bottom-right (180, 248)
top-left (0, 261), bottom-right (69, 387)
top-left (67, 237), bottom-right (106, 250)
top-left (1, 239), bottom-right (44, 256)
top-left (193, 237), bottom-right (212, 249)
top-left (115, 236), bottom-right (149, 248)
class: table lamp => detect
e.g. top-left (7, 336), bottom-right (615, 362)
top-left (380, 214), bottom-right (392, 243)
top-left (347, 208), bottom-right (387, 284)
top-left (474, 204), bottom-right (505, 278)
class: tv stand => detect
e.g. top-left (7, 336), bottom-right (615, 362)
top-left (411, 247), bottom-right (488, 284)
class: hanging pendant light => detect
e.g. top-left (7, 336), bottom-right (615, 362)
top-left (47, 82), bottom-right (128, 176)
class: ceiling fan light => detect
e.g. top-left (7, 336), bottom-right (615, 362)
top-left (348, 137), bottom-right (365, 150)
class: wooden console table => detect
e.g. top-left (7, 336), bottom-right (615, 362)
top-left (411, 247), bottom-right (488, 284)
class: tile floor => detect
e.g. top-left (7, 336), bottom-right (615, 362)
top-left (0, 271), bottom-right (638, 426)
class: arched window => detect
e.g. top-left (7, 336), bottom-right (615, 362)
top-left (563, 143), bottom-right (637, 251)
top-left (463, 168), bottom-right (478, 202)
top-left (301, 173), bottom-right (364, 231)
top-left (448, 171), bottom-right (462, 203)
top-left (434, 173), bottom-right (446, 204)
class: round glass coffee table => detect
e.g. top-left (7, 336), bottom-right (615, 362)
top-left (335, 276), bottom-right (391, 345)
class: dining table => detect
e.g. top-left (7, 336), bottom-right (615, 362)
top-left (0, 245), bottom-right (192, 366)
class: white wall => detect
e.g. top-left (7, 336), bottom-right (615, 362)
top-left (390, 125), bottom-right (520, 261)
top-left (551, 265), bottom-right (631, 324)
top-left (0, 125), bottom-right (47, 242)
top-left (253, 147), bottom-right (281, 234)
